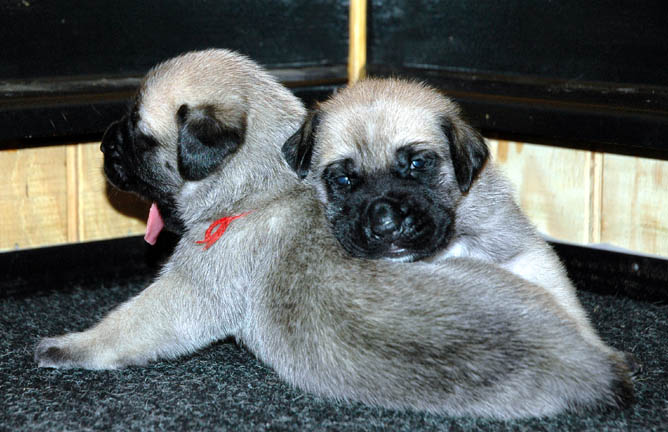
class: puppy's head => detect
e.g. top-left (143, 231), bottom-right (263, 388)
top-left (282, 78), bottom-right (488, 262)
top-left (101, 49), bottom-right (304, 243)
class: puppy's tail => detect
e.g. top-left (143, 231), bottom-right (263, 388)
top-left (608, 352), bottom-right (636, 409)
top-left (572, 351), bottom-right (636, 415)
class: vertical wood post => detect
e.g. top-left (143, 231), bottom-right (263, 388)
top-left (348, 0), bottom-right (367, 83)
top-left (586, 152), bottom-right (603, 244)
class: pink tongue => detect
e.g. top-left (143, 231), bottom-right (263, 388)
top-left (144, 202), bottom-right (165, 245)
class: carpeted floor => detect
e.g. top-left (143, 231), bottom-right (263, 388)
top-left (1, 239), bottom-right (667, 431)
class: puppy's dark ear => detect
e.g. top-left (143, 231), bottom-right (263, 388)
top-left (441, 118), bottom-right (489, 193)
top-left (176, 104), bottom-right (245, 181)
top-left (100, 118), bottom-right (123, 153)
top-left (282, 111), bottom-right (321, 179)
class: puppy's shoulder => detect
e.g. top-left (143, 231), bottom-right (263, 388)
top-left (265, 184), bottom-right (324, 224)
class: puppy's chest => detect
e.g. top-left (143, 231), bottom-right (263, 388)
top-left (432, 238), bottom-right (530, 283)
top-left (437, 239), bottom-right (491, 262)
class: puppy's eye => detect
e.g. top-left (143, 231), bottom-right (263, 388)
top-left (410, 158), bottom-right (426, 169)
top-left (323, 158), bottom-right (357, 193)
top-left (335, 175), bottom-right (351, 186)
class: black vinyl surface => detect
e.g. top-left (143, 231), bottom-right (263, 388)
top-left (367, 64), bottom-right (668, 157)
top-left (4, 0), bottom-right (668, 152)
top-left (0, 0), bottom-right (348, 80)
top-left (0, 0), bottom-right (348, 143)
top-left (368, 0), bottom-right (668, 86)
top-left (367, 0), bottom-right (668, 153)
top-left (0, 81), bottom-right (341, 146)
top-left (1, 237), bottom-right (667, 430)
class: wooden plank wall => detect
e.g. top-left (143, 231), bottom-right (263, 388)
top-left (2, 0), bottom-right (666, 257)
top-left (4, 136), bottom-right (666, 257)
top-left (486, 140), bottom-right (668, 257)
top-left (1, 142), bottom-right (147, 251)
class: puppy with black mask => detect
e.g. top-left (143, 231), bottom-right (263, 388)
top-left (35, 50), bottom-right (633, 419)
top-left (282, 78), bottom-right (625, 357)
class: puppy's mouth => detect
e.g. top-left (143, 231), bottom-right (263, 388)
top-left (374, 243), bottom-right (438, 262)
top-left (145, 202), bottom-right (165, 245)
top-left (382, 245), bottom-right (417, 262)
top-left (100, 119), bottom-right (185, 242)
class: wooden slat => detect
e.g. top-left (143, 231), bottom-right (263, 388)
top-left (586, 152), bottom-right (604, 244)
top-left (487, 139), bottom-right (590, 244)
top-left (348, 0), bottom-right (367, 83)
top-left (3, 139), bottom-right (668, 258)
top-left (77, 142), bottom-right (147, 242)
top-left (0, 146), bottom-right (69, 251)
top-left (601, 153), bottom-right (668, 256)
top-left (65, 144), bottom-right (79, 243)
top-left (0, 143), bottom-right (148, 252)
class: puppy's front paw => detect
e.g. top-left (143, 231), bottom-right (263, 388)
top-left (34, 333), bottom-right (119, 370)
top-left (35, 337), bottom-right (82, 369)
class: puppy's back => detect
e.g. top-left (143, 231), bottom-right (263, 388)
top-left (240, 190), bottom-right (634, 419)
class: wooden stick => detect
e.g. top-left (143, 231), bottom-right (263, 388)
top-left (348, 0), bottom-right (367, 83)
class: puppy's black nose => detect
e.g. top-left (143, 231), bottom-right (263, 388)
top-left (369, 200), bottom-right (402, 238)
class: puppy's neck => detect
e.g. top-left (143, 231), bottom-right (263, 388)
top-left (177, 150), bottom-right (299, 223)
top-left (176, 96), bottom-right (306, 225)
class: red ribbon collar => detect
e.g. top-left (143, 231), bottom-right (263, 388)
top-left (196, 211), bottom-right (252, 250)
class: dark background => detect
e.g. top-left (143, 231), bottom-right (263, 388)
top-left (0, 0), bottom-right (348, 79)
top-left (0, 0), bottom-right (349, 143)
top-left (368, 0), bottom-right (667, 85)
top-left (366, 0), bottom-right (668, 154)
top-left (3, 0), bottom-right (668, 152)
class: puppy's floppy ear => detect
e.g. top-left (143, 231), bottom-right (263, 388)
top-left (282, 110), bottom-right (321, 179)
top-left (100, 118), bottom-right (123, 152)
top-left (176, 104), bottom-right (245, 181)
top-left (441, 117), bottom-right (489, 193)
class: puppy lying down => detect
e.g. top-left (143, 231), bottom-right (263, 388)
top-left (35, 49), bottom-right (633, 419)
top-left (282, 77), bottom-right (624, 358)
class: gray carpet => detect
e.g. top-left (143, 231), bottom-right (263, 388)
top-left (2, 271), bottom-right (667, 431)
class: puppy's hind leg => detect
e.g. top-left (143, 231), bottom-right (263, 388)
top-left (35, 270), bottom-right (238, 370)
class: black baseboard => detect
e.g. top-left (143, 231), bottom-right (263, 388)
top-left (0, 67), bottom-right (345, 146)
top-left (367, 65), bottom-right (668, 157)
top-left (0, 233), bottom-right (177, 298)
top-left (2, 234), bottom-right (667, 303)
top-left (551, 241), bottom-right (668, 304)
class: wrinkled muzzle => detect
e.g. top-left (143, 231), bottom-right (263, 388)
top-left (332, 186), bottom-right (454, 262)
top-left (99, 116), bottom-right (185, 240)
